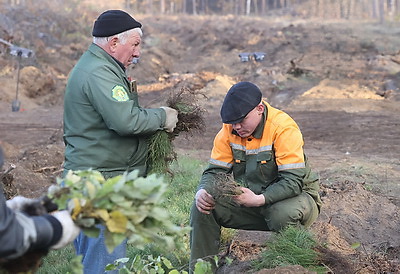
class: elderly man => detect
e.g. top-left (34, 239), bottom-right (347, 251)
top-left (63, 10), bottom-right (178, 273)
top-left (189, 81), bottom-right (322, 272)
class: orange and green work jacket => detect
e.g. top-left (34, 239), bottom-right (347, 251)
top-left (199, 101), bottom-right (322, 209)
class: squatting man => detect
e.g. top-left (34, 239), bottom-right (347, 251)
top-left (189, 81), bottom-right (322, 272)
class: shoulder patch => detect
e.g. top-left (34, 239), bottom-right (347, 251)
top-left (111, 85), bottom-right (129, 102)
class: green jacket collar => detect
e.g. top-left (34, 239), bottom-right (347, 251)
top-left (89, 43), bottom-right (126, 72)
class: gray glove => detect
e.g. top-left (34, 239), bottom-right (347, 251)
top-left (7, 195), bottom-right (80, 249)
top-left (6, 196), bottom-right (33, 211)
top-left (50, 210), bottom-right (80, 249)
top-left (6, 196), bottom-right (47, 215)
top-left (160, 107), bottom-right (178, 133)
top-left (6, 195), bottom-right (57, 215)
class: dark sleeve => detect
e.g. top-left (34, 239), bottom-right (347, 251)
top-left (198, 128), bottom-right (233, 192)
top-left (198, 164), bottom-right (231, 193)
top-left (262, 168), bottom-right (305, 204)
top-left (0, 191), bottom-right (62, 259)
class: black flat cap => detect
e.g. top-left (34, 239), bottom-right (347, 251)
top-left (220, 82), bottom-right (262, 124)
top-left (92, 10), bottom-right (142, 37)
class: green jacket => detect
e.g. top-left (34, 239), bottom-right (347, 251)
top-left (199, 101), bottom-right (322, 210)
top-left (63, 43), bottom-right (166, 177)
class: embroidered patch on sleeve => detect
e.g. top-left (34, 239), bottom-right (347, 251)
top-left (111, 85), bottom-right (129, 102)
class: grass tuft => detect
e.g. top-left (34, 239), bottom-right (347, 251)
top-left (253, 226), bottom-right (327, 273)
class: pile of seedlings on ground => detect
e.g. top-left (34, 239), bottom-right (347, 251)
top-left (147, 87), bottom-right (206, 175)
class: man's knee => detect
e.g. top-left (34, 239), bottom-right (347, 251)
top-left (264, 193), bottom-right (318, 231)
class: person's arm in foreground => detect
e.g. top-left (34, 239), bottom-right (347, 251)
top-left (0, 191), bottom-right (79, 260)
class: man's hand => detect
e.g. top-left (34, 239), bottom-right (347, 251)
top-left (50, 210), bottom-right (80, 249)
top-left (160, 107), bottom-right (178, 133)
top-left (195, 189), bottom-right (215, 214)
top-left (233, 187), bottom-right (265, 207)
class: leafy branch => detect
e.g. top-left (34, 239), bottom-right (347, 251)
top-left (48, 169), bottom-right (190, 253)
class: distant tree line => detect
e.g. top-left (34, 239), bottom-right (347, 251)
top-left (2, 0), bottom-right (399, 22)
top-left (124, 0), bottom-right (400, 21)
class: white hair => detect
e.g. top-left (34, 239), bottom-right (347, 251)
top-left (93, 27), bottom-right (143, 46)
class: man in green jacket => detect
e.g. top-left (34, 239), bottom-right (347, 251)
top-left (189, 82), bottom-right (321, 272)
top-left (63, 10), bottom-right (178, 273)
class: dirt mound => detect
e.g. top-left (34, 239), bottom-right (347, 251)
top-left (20, 66), bottom-right (56, 98)
top-left (319, 180), bottom-right (400, 252)
top-left (218, 180), bottom-right (400, 273)
top-left (302, 79), bottom-right (383, 100)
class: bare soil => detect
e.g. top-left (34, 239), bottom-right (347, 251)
top-left (1, 2), bottom-right (399, 273)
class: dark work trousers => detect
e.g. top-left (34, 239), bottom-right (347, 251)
top-left (189, 192), bottom-right (319, 273)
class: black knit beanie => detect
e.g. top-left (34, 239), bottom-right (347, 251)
top-left (92, 10), bottom-right (142, 37)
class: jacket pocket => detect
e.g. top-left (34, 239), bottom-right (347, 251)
top-left (232, 149), bottom-right (246, 185)
top-left (257, 150), bottom-right (278, 185)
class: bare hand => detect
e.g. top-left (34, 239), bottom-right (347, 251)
top-left (233, 187), bottom-right (265, 207)
top-left (195, 189), bottom-right (215, 214)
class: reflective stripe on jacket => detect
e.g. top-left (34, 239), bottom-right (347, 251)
top-left (63, 43), bottom-right (166, 175)
top-left (199, 101), bottom-right (322, 209)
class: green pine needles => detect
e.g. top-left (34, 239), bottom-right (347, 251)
top-left (147, 87), bottom-right (206, 175)
top-left (253, 226), bottom-right (327, 273)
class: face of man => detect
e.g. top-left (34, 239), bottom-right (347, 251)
top-left (111, 31), bottom-right (141, 68)
top-left (231, 104), bottom-right (264, 138)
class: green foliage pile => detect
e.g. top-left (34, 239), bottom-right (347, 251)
top-left (105, 254), bottom-right (213, 274)
top-left (48, 169), bottom-right (190, 253)
top-left (147, 87), bottom-right (206, 175)
top-left (38, 156), bottom-right (206, 273)
top-left (253, 226), bottom-right (327, 273)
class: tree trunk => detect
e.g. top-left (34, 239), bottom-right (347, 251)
top-left (125, 0), bottom-right (131, 10)
top-left (371, 0), bottom-right (378, 18)
top-left (379, 0), bottom-right (385, 22)
top-left (388, 0), bottom-right (395, 21)
top-left (183, 0), bottom-right (187, 14)
top-left (192, 0), bottom-right (197, 14)
top-left (253, 0), bottom-right (259, 15)
top-left (261, 0), bottom-right (267, 15)
top-left (246, 0), bottom-right (251, 15)
top-left (160, 0), bottom-right (165, 14)
top-left (229, 0), bottom-right (235, 14)
top-left (147, 0), bottom-right (154, 14)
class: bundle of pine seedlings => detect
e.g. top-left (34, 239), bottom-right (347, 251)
top-left (147, 87), bottom-right (206, 175)
top-left (207, 172), bottom-right (244, 203)
top-left (47, 169), bottom-right (190, 253)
